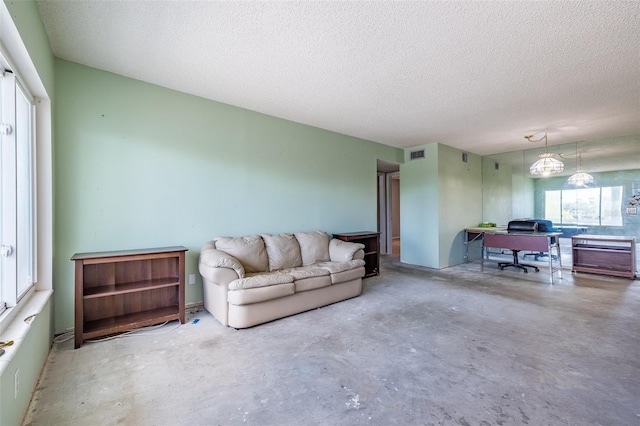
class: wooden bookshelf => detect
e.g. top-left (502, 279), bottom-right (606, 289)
top-left (72, 246), bottom-right (187, 348)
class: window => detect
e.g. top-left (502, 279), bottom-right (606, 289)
top-left (0, 52), bottom-right (36, 315)
top-left (545, 186), bottom-right (624, 226)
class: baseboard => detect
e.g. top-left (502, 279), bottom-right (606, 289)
top-left (186, 301), bottom-right (205, 314)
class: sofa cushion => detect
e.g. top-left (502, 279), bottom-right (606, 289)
top-left (228, 283), bottom-right (295, 305)
top-left (294, 276), bottom-right (332, 292)
top-left (294, 231), bottom-right (330, 266)
top-left (314, 259), bottom-right (366, 274)
top-left (214, 235), bottom-right (269, 273)
top-left (279, 266), bottom-right (330, 280)
top-left (329, 267), bottom-right (366, 284)
top-left (228, 272), bottom-right (293, 290)
top-left (260, 233), bottom-right (303, 271)
top-left (329, 238), bottom-right (365, 262)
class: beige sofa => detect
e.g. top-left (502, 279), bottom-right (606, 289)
top-left (199, 231), bottom-right (366, 328)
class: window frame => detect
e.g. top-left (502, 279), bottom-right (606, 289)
top-left (0, 50), bottom-right (37, 316)
top-left (0, 1), bottom-right (53, 337)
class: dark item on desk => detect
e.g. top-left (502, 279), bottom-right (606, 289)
top-left (506, 221), bottom-right (538, 232)
top-left (498, 220), bottom-right (540, 273)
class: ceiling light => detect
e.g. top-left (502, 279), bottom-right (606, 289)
top-left (567, 146), bottom-right (594, 187)
top-left (525, 132), bottom-right (564, 176)
top-left (567, 171), bottom-right (595, 187)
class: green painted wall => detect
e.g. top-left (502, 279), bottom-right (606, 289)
top-left (1, 2), bottom-right (55, 425)
top-left (482, 156), bottom-right (512, 225)
top-left (0, 297), bottom-right (52, 426)
top-left (437, 144), bottom-right (482, 267)
top-left (482, 149), bottom-right (536, 223)
top-left (512, 174), bottom-right (535, 219)
top-left (3, 0), bottom-right (55, 96)
top-left (54, 59), bottom-right (403, 332)
top-left (399, 144), bottom-right (439, 267)
top-left (400, 143), bottom-right (483, 269)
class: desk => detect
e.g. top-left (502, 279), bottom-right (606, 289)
top-left (464, 227), bottom-right (507, 261)
top-left (481, 232), bottom-right (562, 284)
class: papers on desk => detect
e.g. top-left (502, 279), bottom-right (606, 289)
top-left (464, 226), bottom-right (507, 233)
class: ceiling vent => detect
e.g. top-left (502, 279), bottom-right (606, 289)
top-left (410, 149), bottom-right (425, 160)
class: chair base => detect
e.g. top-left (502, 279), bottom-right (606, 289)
top-left (498, 250), bottom-right (539, 273)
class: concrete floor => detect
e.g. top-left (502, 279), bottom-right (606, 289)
top-left (23, 256), bottom-right (639, 426)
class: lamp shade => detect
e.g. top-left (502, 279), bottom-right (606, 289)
top-left (529, 153), bottom-right (564, 176)
top-left (567, 170), bottom-right (594, 187)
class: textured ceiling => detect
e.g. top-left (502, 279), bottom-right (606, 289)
top-left (37, 1), bottom-right (640, 156)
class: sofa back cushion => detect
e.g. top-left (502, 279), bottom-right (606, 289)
top-left (294, 231), bottom-right (330, 266)
top-left (214, 235), bottom-right (268, 273)
top-left (260, 233), bottom-right (303, 271)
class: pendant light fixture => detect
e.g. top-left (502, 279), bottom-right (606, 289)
top-left (525, 132), bottom-right (564, 176)
top-left (567, 143), bottom-right (594, 187)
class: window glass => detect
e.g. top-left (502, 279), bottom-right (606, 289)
top-left (0, 57), bottom-right (36, 312)
top-left (601, 186), bottom-right (623, 226)
top-left (16, 83), bottom-right (34, 298)
top-left (545, 190), bottom-right (561, 224)
top-left (545, 186), bottom-right (623, 226)
top-left (563, 188), bottom-right (600, 225)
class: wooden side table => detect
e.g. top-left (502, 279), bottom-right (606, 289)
top-left (332, 232), bottom-right (380, 278)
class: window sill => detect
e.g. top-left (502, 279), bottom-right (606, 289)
top-left (0, 289), bottom-right (53, 376)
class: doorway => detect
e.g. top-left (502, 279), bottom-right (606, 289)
top-left (377, 160), bottom-right (400, 256)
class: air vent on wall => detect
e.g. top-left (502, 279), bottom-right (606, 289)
top-left (410, 149), bottom-right (425, 160)
top-left (462, 153), bottom-right (468, 163)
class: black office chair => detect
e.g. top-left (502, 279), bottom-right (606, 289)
top-left (521, 219), bottom-right (558, 261)
top-left (498, 220), bottom-right (540, 273)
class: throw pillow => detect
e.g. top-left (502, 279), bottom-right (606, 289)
top-left (294, 231), bottom-right (330, 266)
top-left (260, 233), bottom-right (303, 271)
top-left (329, 238), bottom-right (365, 262)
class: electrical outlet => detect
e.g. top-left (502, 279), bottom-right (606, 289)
top-left (14, 368), bottom-right (19, 399)
top-left (188, 274), bottom-right (196, 285)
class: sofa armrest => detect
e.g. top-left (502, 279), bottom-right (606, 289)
top-left (199, 242), bottom-right (244, 283)
top-left (352, 249), bottom-right (365, 260)
top-left (329, 238), bottom-right (366, 262)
